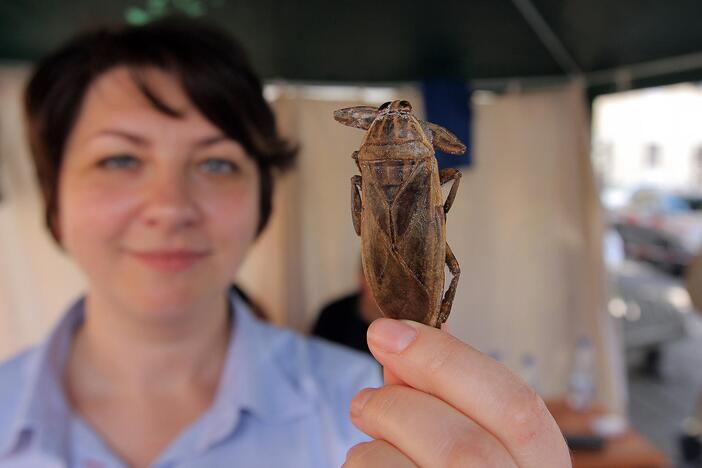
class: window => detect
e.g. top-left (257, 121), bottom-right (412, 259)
top-left (694, 146), bottom-right (702, 186)
top-left (644, 143), bottom-right (661, 168)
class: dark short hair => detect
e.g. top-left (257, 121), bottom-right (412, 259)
top-left (24, 16), bottom-right (297, 244)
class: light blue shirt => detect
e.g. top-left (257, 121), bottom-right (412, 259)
top-left (0, 293), bottom-right (382, 467)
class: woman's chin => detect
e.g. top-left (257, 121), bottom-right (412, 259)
top-left (122, 287), bottom-right (219, 323)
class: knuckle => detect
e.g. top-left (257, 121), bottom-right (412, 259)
top-left (424, 335), bottom-right (463, 380)
top-left (441, 437), bottom-right (501, 468)
top-left (363, 386), bottom-right (404, 426)
top-left (444, 439), bottom-right (476, 467)
top-left (505, 384), bottom-right (550, 447)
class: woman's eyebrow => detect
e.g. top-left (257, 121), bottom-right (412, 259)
top-left (91, 130), bottom-right (231, 149)
top-left (93, 129), bottom-right (148, 145)
top-left (193, 134), bottom-right (230, 149)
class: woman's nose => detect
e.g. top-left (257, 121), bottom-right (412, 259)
top-left (141, 171), bottom-right (201, 230)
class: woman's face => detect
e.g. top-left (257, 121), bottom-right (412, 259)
top-left (58, 66), bottom-right (260, 320)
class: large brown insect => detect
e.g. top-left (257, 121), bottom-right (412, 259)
top-left (334, 100), bottom-right (465, 328)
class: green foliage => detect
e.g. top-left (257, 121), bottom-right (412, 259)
top-left (124, 0), bottom-right (219, 24)
top-left (125, 7), bottom-right (151, 25)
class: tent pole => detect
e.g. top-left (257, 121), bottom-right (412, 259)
top-left (260, 48), bottom-right (702, 96)
top-left (586, 51), bottom-right (702, 88)
top-left (511, 0), bottom-right (582, 77)
top-left (469, 49), bottom-right (702, 92)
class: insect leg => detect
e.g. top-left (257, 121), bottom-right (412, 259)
top-left (425, 122), bottom-right (467, 155)
top-left (351, 175), bottom-right (362, 236)
top-left (438, 242), bottom-right (461, 326)
top-left (333, 106), bottom-right (379, 130)
top-left (439, 168), bottom-right (462, 214)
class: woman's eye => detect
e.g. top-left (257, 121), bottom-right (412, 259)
top-left (97, 154), bottom-right (140, 170)
top-left (199, 159), bottom-right (239, 174)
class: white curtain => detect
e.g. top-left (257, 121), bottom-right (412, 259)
top-left (0, 66), bottom-right (625, 412)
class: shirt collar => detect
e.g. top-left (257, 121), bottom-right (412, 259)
top-left (1, 291), bottom-right (317, 460)
top-left (189, 291), bottom-right (316, 451)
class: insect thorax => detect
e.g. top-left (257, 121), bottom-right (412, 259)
top-left (359, 154), bottom-right (434, 205)
top-left (363, 113), bottom-right (431, 149)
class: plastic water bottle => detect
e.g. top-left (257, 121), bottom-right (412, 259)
top-left (520, 353), bottom-right (540, 394)
top-left (567, 336), bottom-right (596, 411)
top-left (487, 349), bottom-right (503, 363)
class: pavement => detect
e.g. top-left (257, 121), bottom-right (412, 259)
top-left (627, 313), bottom-right (702, 466)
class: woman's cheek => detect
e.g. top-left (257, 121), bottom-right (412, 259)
top-left (205, 184), bottom-right (260, 251)
top-left (216, 192), bottom-right (259, 242)
top-left (60, 181), bottom-right (140, 251)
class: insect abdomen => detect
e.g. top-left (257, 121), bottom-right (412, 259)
top-left (360, 158), bottom-right (445, 323)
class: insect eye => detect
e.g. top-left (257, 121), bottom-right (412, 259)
top-left (378, 102), bottom-right (391, 111)
top-left (399, 100), bottom-right (412, 112)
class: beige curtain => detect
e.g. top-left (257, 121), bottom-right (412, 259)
top-left (0, 66), bottom-right (87, 359)
top-left (0, 67), bottom-right (625, 412)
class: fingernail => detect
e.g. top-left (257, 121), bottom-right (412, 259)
top-left (350, 388), bottom-right (376, 417)
top-left (368, 318), bottom-right (418, 353)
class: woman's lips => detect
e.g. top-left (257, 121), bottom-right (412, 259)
top-left (129, 250), bottom-right (210, 272)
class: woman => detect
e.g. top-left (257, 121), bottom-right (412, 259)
top-left (0, 17), bottom-right (570, 467)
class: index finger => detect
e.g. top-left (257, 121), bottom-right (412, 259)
top-left (366, 318), bottom-right (571, 468)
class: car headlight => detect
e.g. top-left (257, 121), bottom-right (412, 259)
top-left (625, 301), bottom-right (642, 322)
top-left (608, 297), bottom-right (628, 318)
top-left (666, 286), bottom-right (692, 311)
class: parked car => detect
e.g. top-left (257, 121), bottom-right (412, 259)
top-left (615, 223), bottom-right (691, 275)
top-left (607, 188), bottom-right (702, 275)
top-left (607, 259), bottom-right (695, 373)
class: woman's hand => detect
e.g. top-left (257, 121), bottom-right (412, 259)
top-left (344, 319), bottom-right (572, 467)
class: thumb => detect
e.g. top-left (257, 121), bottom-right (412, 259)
top-left (372, 319), bottom-right (452, 386)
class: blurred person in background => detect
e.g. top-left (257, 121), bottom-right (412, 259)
top-left (312, 264), bottom-right (382, 355)
top-left (0, 17), bottom-right (570, 467)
